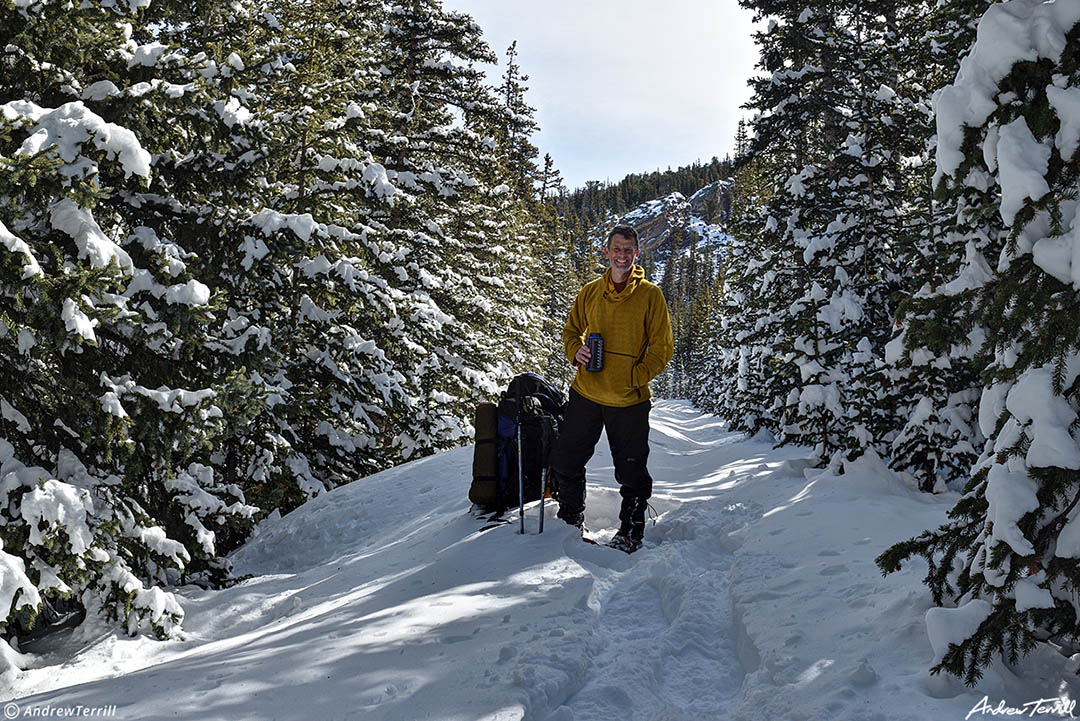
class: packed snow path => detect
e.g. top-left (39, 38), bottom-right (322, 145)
top-left (6, 401), bottom-right (1080, 720)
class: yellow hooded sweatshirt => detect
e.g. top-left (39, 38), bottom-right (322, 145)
top-left (563, 264), bottom-right (674, 407)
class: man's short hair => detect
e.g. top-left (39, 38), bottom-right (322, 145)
top-left (607, 225), bottom-right (639, 249)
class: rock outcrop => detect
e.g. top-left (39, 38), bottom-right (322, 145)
top-left (614, 180), bottom-right (732, 265)
top-left (621, 192), bottom-right (690, 256)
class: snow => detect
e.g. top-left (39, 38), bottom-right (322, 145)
top-left (943, 240), bottom-right (995, 296)
top-left (934, 0), bottom-right (1080, 182)
top-left (925, 600), bottom-right (992, 666)
top-left (1056, 507), bottom-right (1080, 559)
top-left (0, 220), bottom-right (42, 279)
top-left (0, 542), bottom-right (41, 642)
top-left (979, 383), bottom-right (1012, 442)
top-left (16, 329), bottom-right (34, 355)
top-left (1031, 224), bottom-right (1079, 288)
top-left (995, 117), bottom-right (1051, 226)
top-left (984, 462), bottom-right (1040, 557)
top-left (2, 100), bottom-right (151, 179)
top-left (883, 332), bottom-right (906, 366)
top-left (20, 480), bottom-right (95, 556)
top-left (1005, 355), bottom-right (1080, 469)
top-left (1030, 192), bottom-right (1080, 292)
top-left (225, 52), bottom-right (245, 71)
top-left (1, 400), bottom-right (30, 433)
top-left (135, 385), bottom-right (215, 413)
top-left (1014, 577), bottom-right (1055, 612)
top-left (99, 391), bottom-right (128, 418)
top-left (60, 297), bottom-right (97, 342)
top-left (80, 81), bottom-right (120, 102)
top-left (785, 166), bottom-right (815, 197)
top-left (363, 163), bottom-right (396, 200)
top-left (129, 526), bottom-right (187, 567)
top-left (128, 42), bottom-right (169, 68)
top-left (1048, 84), bottom-right (1080, 160)
top-left (164, 279), bottom-right (211, 306)
top-left (50, 199), bottom-right (134, 273)
top-left (240, 235), bottom-right (270, 271)
top-left (875, 84), bottom-right (896, 103)
top-left (819, 288), bottom-right (863, 332)
top-left (248, 209), bottom-right (318, 242)
top-left (802, 233), bottom-right (835, 264)
top-left (214, 97), bottom-right (250, 128)
top-left (6, 402), bottom-right (1079, 719)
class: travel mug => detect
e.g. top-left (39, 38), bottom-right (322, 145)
top-left (586, 333), bottom-right (603, 372)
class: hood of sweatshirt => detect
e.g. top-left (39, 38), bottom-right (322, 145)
top-left (603, 264), bottom-right (645, 304)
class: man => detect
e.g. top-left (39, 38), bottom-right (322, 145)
top-left (552, 225), bottom-right (673, 552)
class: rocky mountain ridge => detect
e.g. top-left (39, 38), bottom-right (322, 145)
top-left (606, 178), bottom-right (733, 268)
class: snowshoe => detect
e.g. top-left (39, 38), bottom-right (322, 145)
top-left (606, 532), bottom-right (642, 554)
top-left (560, 516), bottom-right (597, 545)
top-left (470, 504), bottom-right (511, 532)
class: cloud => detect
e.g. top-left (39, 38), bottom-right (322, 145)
top-left (441, 0), bottom-right (760, 189)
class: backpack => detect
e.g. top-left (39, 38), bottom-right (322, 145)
top-left (470, 373), bottom-right (564, 512)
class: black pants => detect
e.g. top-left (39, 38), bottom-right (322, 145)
top-left (552, 388), bottom-right (653, 539)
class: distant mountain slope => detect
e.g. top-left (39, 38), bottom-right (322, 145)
top-left (617, 178), bottom-right (732, 273)
top-left (554, 157), bottom-right (732, 231)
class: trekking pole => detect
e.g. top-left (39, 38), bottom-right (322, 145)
top-left (517, 385), bottom-right (525, 535)
top-left (537, 418), bottom-right (555, 535)
top-left (539, 467), bottom-right (547, 534)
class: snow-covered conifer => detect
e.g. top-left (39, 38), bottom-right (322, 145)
top-left (214, 0), bottom-right (418, 509)
top-left (881, 0), bottom-right (999, 492)
top-left (722, 0), bottom-right (904, 463)
top-left (0, 0), bottom-right (259, 647)
top-left (363, 0), bottom-right (545, 457)
top-left (878, 0), bottom-right (1080, 683)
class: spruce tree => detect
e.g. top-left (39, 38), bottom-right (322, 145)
top-left (718, 0), bottom-right (908, 463)
top-left (771, 2), bottom-right (905, 463)
top-left (364, 0), bottom-right (544, 456)
top-left (0, 0), bottom-right (259, 642)
top-left (878, 1), bottom-right (1080, 684)
top-left (721, 0), bottom-right (847, 456)
top-left (226, 0), bottom-right (418, 509)
top-left (705, 128), bottom-right (780, 433)
top-left (882, 0), bottom-right (1000, 492)
top-left (497, 42), bottom-right (541, 200)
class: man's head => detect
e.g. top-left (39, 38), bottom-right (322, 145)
top-left (604, 225), bottom-right (640, 275)
top-left (606, 225), bottom-right (639, 249)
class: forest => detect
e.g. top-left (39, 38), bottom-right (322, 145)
top-left (2, 0), bottom-right (1080, 687)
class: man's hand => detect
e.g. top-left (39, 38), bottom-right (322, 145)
top-left (574, 344), bottom-right (592, 367)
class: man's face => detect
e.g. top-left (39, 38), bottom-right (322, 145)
top-left (604, 233), bottom-right (639, 272)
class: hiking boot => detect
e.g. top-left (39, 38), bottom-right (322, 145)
top-left (615, 520), bottom-right (644, 542)
top-left (607, 531), bottom-right (642, 554)
top-left (570, 519), bottom-right (596, 543)
top-left (618, 495), bottom-right (649, 537)
top-left (557, 507), bottom-right (585, 530)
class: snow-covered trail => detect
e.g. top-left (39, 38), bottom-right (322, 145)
top-left (6, 401), bottom-right (1080, 720)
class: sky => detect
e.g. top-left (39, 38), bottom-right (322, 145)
top-left (439, 0), bottom-right (761, 191)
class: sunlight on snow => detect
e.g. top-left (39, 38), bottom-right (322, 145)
top-left (762, 479), bottom-right (818, 518)
top-left (350, 581), bottom-right (524, 646)
top-left (795, 659), bottom-right (835, 686)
